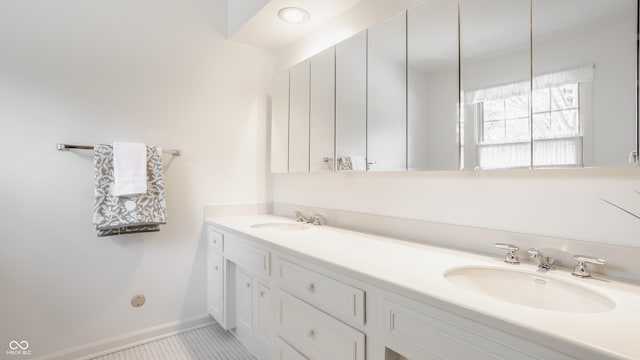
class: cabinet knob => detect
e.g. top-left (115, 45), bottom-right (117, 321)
top-left (307, 283), bottom-right (315, 293)
top-left (213, 239), bottom-right (217, 244)
top-left (246, 283), bottom-right (251, 289)
top-left (260, 291), bottom-right (265, 298)
top-left (307, 329), bottom-right (316, 339)
top-left (214, 266), bottom-right (218, 271)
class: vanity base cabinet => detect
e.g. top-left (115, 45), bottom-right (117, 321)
top-left (383, 298), bottom-right (576, 360)
top-left (207, 222), bottom-right (602, 360)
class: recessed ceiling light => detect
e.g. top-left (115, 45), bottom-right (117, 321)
top-left (278, 7), bottom-right (310, 24)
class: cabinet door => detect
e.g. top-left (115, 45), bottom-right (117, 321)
top-left (272, 69), bottom-right (290, 173)
top-left (367, 11), bottom-right (407, 171)
top-left (207, 246), bottom-right (224, 326)
top-left (289, 60), bottom-right (311, 173)
top-left (256, 282), bottom-right (271, 346)
top-left (236, 269), bottom-right (254, 333)
top-left (309, 47), bottom-right (336, 172)
top-left (336, 31), bottom-right (367, 171)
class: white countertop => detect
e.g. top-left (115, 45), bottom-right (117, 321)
top-left (206, 214), bottom-right (640, 360)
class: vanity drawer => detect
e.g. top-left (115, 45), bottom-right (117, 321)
top-left (206, 226), bottom-right (223, 253)
top-left (278, 291), bottom-right (365, 360)
top-left (384, 300), bottom-right (575, 360)
top-left (276, 259), bottom-right (365, 325)
top-left (224, 233), bottom-right (270, 277)
top-left (275, 337), bottom-right (309, 360)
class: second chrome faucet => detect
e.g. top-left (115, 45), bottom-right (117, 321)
top-left (528, 248), bottom-right (555, 270)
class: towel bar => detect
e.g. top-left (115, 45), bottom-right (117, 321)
top-left (57, 143), bottom-right (181, 156)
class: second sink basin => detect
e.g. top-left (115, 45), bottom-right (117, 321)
top-left (444, 266), bottom-right (615, 313)
top-left (250, 222), bottom-right (309, 231)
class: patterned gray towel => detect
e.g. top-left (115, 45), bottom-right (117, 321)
top-left (93, 144), bottom-right (167, 237)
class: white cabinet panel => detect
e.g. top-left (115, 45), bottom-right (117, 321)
top-left (206, 250), bottom-right (223, 325)
top-left (207, 227), bottom-right (223, 252)
top-left (367, 11), bottom-right (407, 171)
top-left (256, 282), bottom-right (271, 346)
top-left (289, 60), bottom-right (311, 173)
top-left (278, 292), bottom-right (365, 360)
top-left (276, 258), bottom-right (365, 325)
top-left (236, 269), bottom-right (254, 333)
top-left (336, 30), bottom-right (367, 171)
top-left (224, 233), bottom-right (270, 277)
top-left (309, 47), bottom-right (336, 172)
top-left (272, 69), bottom-right (290, 173)
top-left (384, 299), bottom-right (575, 360)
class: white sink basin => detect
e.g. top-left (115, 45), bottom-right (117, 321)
top-left (444, 266), bottom-right (615, 313)
top-left (250, 222), bottom-right (309, 231)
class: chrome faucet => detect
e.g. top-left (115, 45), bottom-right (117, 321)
top-left (294, 210), bottom-right (310, 223)
top-left (294, 211), bottom-right (326, 226)
top-left (528, 248), bottom-right (555, 270)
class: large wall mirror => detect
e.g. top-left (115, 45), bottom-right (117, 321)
top-left (289, 60), bottom-right (311, 173)
top-left (310, 47), bottom-right (336, 172)
top-left (271, 0), bottom-right (639, 174)
top-left (335, 31), bottom-right (367, 172)
top-left (461, 0), bottom-right (638, 170)
top-left (532, 0), bottom-right (637, 168)
top-left (367, 12), bottom-right (407, 171)
top-left (460, 0), bottom-right (531, 170)
top-left (408, 0), bottom-right (459, 171)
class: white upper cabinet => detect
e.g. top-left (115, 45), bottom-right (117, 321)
top-left (367, 11), bottom-right (407, 172)
top-left (336, 31), bottom-right (367, 172)
top-left (407, 0), bottom-right (459, 171)
top-left (309, 47), bottom-right (336, 172)
top-left (271, 69), bottom-right (289, 173)
top-left (289, 60), bottom-right (311, 173)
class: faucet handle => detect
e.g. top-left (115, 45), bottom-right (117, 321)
top-left (494, 243), bottom-right (520, 264)
top-left (311, 214), bottom-right (326, 226)
top-left (572, 255), bottom-right (607, 278)
top-left (294, 210), bottom-right (307, 223)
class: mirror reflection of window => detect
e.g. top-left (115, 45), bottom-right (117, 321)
top-left (468, 65), bottom-right (593, 170)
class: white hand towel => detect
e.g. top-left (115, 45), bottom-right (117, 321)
top-left (113, 142), bottom-right (148, 196)
top-left (350, 155), bottom-right (367, 171)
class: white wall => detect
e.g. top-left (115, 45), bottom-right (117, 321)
top-left (0, 0), bottom-right (274, 357)
top-left (272, 0), bottom-right (640, 249)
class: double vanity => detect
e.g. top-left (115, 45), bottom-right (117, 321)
top-left (205, 214), bottom-right (640, 360)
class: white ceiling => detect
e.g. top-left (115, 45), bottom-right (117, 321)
top-left (228, 0), bottom-right (363, 51)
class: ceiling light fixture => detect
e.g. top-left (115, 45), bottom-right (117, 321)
top-left (278, 7), bottom-right (310, 24)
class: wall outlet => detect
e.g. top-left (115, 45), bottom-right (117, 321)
top-left (131, 294), bottom-right (146, 307)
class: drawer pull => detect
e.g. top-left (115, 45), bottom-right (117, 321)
top-left (307, 329), bottom-right (316, 339)
top-left (307, 283), bottom-right (315, 293)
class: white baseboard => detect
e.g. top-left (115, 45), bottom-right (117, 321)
top-left (33, 314), bottom-right (215, 360)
